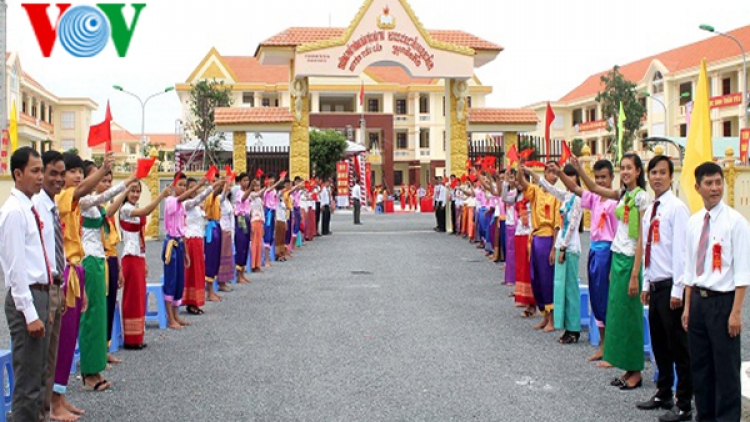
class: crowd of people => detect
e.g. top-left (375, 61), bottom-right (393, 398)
top-left (433, 155), bottom-right (749, 422)
top-left (0, 147), bottom-right (335, 422)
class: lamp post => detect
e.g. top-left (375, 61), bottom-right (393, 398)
top-left (642, 91), bottom-right (691, 137)
top-left (113, 85), bottom-right (175, 156)
top-left (700, 24), bottom-right (748, 129)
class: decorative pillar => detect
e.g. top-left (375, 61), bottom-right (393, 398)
top-left (447, 78), bottom-right (469, 177)
top-left (724, 147), bottom-right (736, 207)
top-left (289, 75), bottom-right (310, 179)
top-left (233, 131), bottom-right (247, 173)
top-left (145, 147), bottom-right (161, 239)
top-left (504, 132), bottom-right (518, 170)
top-left (580, 145), bottom-right (593, 230)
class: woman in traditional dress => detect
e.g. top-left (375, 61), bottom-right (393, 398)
top-left (508, 173), bottom-right (535, 316)
top-left (249, 179), bottom-right (268, 271)
top-left (572, 153), bottom-right (648, 390)
top-left (234, 173), bottom-right (253, 284)
top-left (217, 180), bottom-right (235, 287)
top-left (120, 181), bottom-right (172, 349)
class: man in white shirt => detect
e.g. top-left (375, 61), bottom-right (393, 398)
top-left (0, 147), bottom-right (49, 422)
top-left (636, 156), bottom-right (692, 421)
top-left (33, 150), bottom-right (67, 422)
top-left (351, 179), bottom-right (362, 225)
top-left (433, 177), bottom-right (447, 232)
top-left (320, 180), bottom-right (332, 235)
top-left (683, 162), bottom-right (750, 422)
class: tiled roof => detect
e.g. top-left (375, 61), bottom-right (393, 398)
top-left (146, 134), bottom-right (181, 149)
top-left (215, 107), bottom-right (293, 125)
top-left (259, 27), bottom-right (502, 51)
top-left (222, 57), bottom-right (289, 84)
top-left (468, 108), bottom-right (538, 124)
top-left (560, 24), bottom-right (750, 102)
top-left (365, 66), bottom-right (436, 85)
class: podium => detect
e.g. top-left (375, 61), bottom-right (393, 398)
top-left (420, 198), bottom-right (434, 213)
top-left (385, 199), bottom-right (394, 213)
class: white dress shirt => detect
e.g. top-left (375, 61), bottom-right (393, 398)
top-left (220, 194), bottom-right (234, 232)
top-left (436, 185), bottom-right (447, 205)
top-left (185, 187), bottom-right (213, 239)
top-left (81, 182), bottom-right (127, 259)
top-left (683, 201), bottom-right (750, 292)
top-left (320, 187), bottom-right (331, 206)
top-left (33, 190), bottom-right (58, 276)
top-left (120, 203), bottom-right (144, 258)
top-left (351, 184), bottom-right (361, 201)
top-left (539, 178), bottom-right (583, 254)
top-left (641, 190), bottom-right (690, 298)
top-left (0, 188), bottom-right (50, 323)
top-left (611, 190), bottom-right (651, 257)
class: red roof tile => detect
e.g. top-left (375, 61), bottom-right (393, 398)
top-left (365, 66), bottom-right (436, 85)
top-left (222, 57), bottom-right (289, 84)
top-left (146, 134), bottom-right (181, 149)
top-left (259, 27), bottom-right (502, 51)
top-left (215, 107), bottom-right (293, 125)
top-left (468, 108), bottom-right (538, 124)
top-left (560, 24), bottom-right (750, 102)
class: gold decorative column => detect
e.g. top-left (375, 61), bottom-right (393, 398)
top-left (449, 79), bottom-right (469, 176)
top-left (289, 75), bottom-right (310, 180)
top-left (145, 147), bottom-right (161, 239)
top-left (504, 132), bottom-right (518, 170)
top-left (724, 147), bottom-right (736, 207)
top-left (233, 131), bottom-right (247, 173)
top-left (580, 145), bottom-right (593, 230)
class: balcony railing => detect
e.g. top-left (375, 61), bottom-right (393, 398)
top-left (419, 149), bottom-right (430, 157)
top-left (419, 114), bottom-right (431, 122)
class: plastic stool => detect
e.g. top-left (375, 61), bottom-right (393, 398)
top-left (109, 301), bottom-right (124, 353)
top-left (70, 341), bottom-right (80, 375)
top-left (643, 306), bottom-right (655, 362)
top-left (145, 282), bottom-right (168, 330)
top-left (296, 234), bottom-right (303, 248)
top-left (0, 349), bottom-right (13, 419)
top-left (579, 284), bottom-right (591, 328)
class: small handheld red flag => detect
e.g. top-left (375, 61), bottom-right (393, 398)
top-left (224, 165), bottom-right (232, 177)
top-left (558, 140), bottom-right (572, 167)
top-left (545, 102), bottom-right (555, 161)
top-left (205, 165), bottom-right (218, 183)
top-left (135, 157), bottom-right (156, 179)
top-left (171, 171), bottom-right (183, 187)
top-left (279, 171), bottom-right (288, 181)
top-left (465, 159), bottom-right (472, 170)
top-left (256, 168), bottom-right (264, 179)
top-left (87, 100), bottom-right (113, 152)
top-left (460, 174), bottom-right (467, 183)
top-left (520, 148), bottom-right (535, 159)
top-left (506, 144), bottom-right (519, 165)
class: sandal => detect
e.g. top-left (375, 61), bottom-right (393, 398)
top-left (82, 375), bottom-right (110, 392)
top-left (561, 332), bottom-right (580, 344)
top-left (521, 309), bottom-right (536, 318)
top-left (186, 306), bottom-right (204, 315)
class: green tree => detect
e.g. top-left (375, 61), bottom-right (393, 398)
top-left (187, 79), bottom-right (233, 167)
top-left (571, 138), bottom-right (585, 157)
top-left (595, 66), bottom-right (647, 157)
top-left (309, 129), bottom-right (347, 180)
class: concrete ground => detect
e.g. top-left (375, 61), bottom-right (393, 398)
top-left (1, 211), bottom-right (750, 421)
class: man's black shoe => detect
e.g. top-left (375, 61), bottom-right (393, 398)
top-left (636, 395), bottom-right (674, 411)
top-left (658, 406), bottom-right (692, 422)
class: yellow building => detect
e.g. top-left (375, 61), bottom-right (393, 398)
top-left (528, 24), bottom-right (750, 159)
top-left (4, 52), bottom-right (98, 161)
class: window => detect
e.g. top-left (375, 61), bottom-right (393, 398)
top-left (242, 92), bottom-right (255, 106)
top-left (275, 99), bottom-right (279, 107)
top-left (9, 66), bottom-right (18, 93)
top-left (31, 98), bottom-right (37, 118)
top-left (587, 108), bottom-right (596, 122)
top-left (61, 112), bottom-right (75, 129)
top-left (722, 77), bottom-right (732, 96)
top-left (572, 109), bottom-right (583, 126)
top-left (679, 82), bottom-right (693, 105)
top-left (419, 94), bottom-right (429, 113)
top-left (48, 106), bottom-right (53, 122)
top-left (368, 132), bottom-right (380, 151)
top-left (368, 98), bottom-right (380, 113)
top-left (653, 73), bottom-right (665, 93)
top-left (395, 99), bottom-right (407, 115)
top-left (262, 98), bottom-right (270, 107)
top-left (723, 120), bottom-right (733, 137)
top-left (442, 131), bottom-right (446, 152)
top-left (21, 95), bottom-right (27, 114)
top-left (442, 96), bottom-right (445, 117)
top-left (40, 102), bottom-right (46, 122)
top-left (397, 132), bottom-right (408, 149)
top-left (61, 139), bottom-right (75, 151)
top-left (680, 124), bottom-right (687, 137)
top-left (419, 129), bottom-right (429, 149)
top-left (638, 97), bottom-right (647, 110)
top-left (467, 96), bottom-right (472, 109)
top-left (394, 171), bottom-right (403, 187)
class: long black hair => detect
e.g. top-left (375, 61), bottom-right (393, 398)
top-left (619, 153), bottom-right (646, 197)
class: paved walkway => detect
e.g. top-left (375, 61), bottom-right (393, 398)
top-left (2, 212), bottom-right (750, 420)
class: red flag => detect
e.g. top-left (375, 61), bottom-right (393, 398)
top-left (359, 81), bottom-right (365, 107)
top-left (460, 174), bottom-right (467, 183)
top-left (135, 157), bottom-right (156, 178)
top-left (558, 140), bottom-right (572, 167)
top-left (468, 174), bottom-right (477, 183)
top-left (279, 171), bottom-right (288, 181)
top-left (525, 160), bottom-right (546, 168)
top-left (520, 148), bottom-right (535, 159)
top-left (465, 159), bottom-right (472, 170)
top-left (224, 165), bottom-right (232, 177)
top-left (171, 171), bottom-right (183, 187)
top-left (483, 156), bottom-right (496, 172)
top-left (87, 101), bottom-right (113, 152)
top-left (256, 168), bottom-right (264, 179)
top-left (205, 165), bottom-right (218, 183)
top-left (545, 102), bottom-right (555, 161)
top-left (506, 144), bottom-right (519, 165)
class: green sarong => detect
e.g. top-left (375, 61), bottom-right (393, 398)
top-left (553, 249), bottom-right (581, 332)
top-left (80, 255), bottom-right (108, 375)
top-left (602, 252), bottom-right (644, 371)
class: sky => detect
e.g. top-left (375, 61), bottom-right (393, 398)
top-left (6, 0), bottom-right (750, 134)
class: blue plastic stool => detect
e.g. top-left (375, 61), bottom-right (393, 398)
top-left (295, 234), bottom-right (303, 248)
top-left (231, 244), bottom-right (238, 284)
top-left (644, 306), bottom-right (655, 362)
top-left (109, 301), bottom-right (124, 353)
top-left (70, 341), bottom-right (80, 375)
top-left (579, 283), bottom-right (601, 346)
top-left (145, 282), bottom-right (168, 330)
top-left (0, 349), bottom-right (13, 419)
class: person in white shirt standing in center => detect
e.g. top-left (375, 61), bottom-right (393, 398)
top-left (682, 162), bottom-right (750, 422)
top-left (0, 147), bottom-right (48, 422)
top-left (351, 178), bottom-right (362, 225)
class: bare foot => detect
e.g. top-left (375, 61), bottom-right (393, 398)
top-left (168, 322), bottom-right (182, 330)
top-left (51, 406), bottom-right (80, 422)
top-left (543, 324), bottom-right (556, 333)
top-left (207, 292), bottom-right (222, 302)
top-left (218, 284), bottom-right (232, 292)
top-left (61, 397), bottom-right (84, 415)
top-left (533, 320), bottom-right (546, 330)
top-left (237, 278), bottom-right (251, 285)
top-left (107, 354), bottom-right (122, 364)
top-left (596, 361), bottom-right (613, 368)
top-left (588, 351), bottom-right (604, 362)
top-left (175, 317), bottom-right (191, 327)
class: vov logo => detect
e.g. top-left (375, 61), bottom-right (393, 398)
top-left (21, 3), bottom-right (146, 58)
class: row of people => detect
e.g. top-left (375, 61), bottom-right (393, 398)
top-left (438, 156), bottom-right (748, 422)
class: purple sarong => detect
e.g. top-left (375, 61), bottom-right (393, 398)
top-left (504, 224), bottom-right (516, 284)
top-left (530, 235), bottom-right (555, 312)
top-left (54, 264), bottom-right (85, 394)
top-left (235, 215), bottom-right (251, 267)
top-left (588, 241), bottom-right (612, 325)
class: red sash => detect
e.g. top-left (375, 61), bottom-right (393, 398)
top-left (120, 217), bottom-right (147, 254)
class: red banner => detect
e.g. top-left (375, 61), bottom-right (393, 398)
top-left (740, 128), bottom-right (750, 164)
top-left (336, 161), bottom-right (350, 197)
top-left (1, 130), bottom-right (8, 173)
top-left (710, 92), bottom-right (743, 109)
top-left (577, 120), bottom-right (607, 132)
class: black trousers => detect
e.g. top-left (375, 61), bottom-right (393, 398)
top-left (450, 201), bottom-right (457, 233)
top-left (648, 280), bottom-right (692, 409)
top-left (322, 205), bottom-right (331, 235)
top-left (689, 289), bottom-right (740, 422)
top-left (315, 202), bottom-right (321, 233)
top-left (353, 199), bottom-right (361, 224)
top-left (436, 204), bottom-right (446, 232)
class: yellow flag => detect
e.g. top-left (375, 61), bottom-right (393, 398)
top-left (680, 58), bottom-right (713, 213)
top-left (9, 101), bottom-right (18, 153)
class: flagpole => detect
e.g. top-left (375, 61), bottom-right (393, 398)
top-left (0, 0), bottom-right (7, 135)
